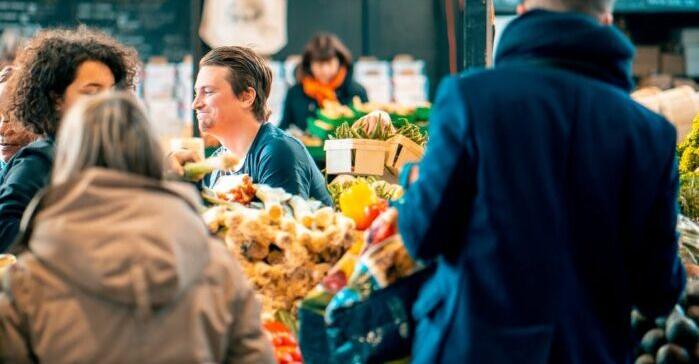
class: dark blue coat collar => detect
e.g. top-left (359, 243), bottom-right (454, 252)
top-left (495, 10), bottom-right (635, 92)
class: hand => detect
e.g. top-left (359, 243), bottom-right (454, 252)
top-left (408, 165), bottom-right (420, 183)
top-left (399, 163), bottom-right (420, 185)
top-left (165, 149), bottom-right (201, 178)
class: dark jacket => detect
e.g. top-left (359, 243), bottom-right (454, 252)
top-left (279, 68), bottom-right (368, 131)
top-left (0, 168), bottom-right (275, 363)
top-left (0, 138), bottom-right (54, 251)
top-left (396, 10), bottom-right (685, 364)
top-left (208, 123), bottom-right (333, 206)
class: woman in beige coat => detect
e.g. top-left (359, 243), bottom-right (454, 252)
top-left (0, 92), bottom-right (275, 363)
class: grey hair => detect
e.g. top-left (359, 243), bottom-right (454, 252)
top-left (52, 91), bottom-right (164, 185)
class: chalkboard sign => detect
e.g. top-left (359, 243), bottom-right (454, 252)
top-left (0, 0), bottom-right (191, 61)
top-left (495, 0), bottom-right (699, 13)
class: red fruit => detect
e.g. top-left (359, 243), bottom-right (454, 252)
top-left (263, 321), bottom-right (291, 334)
top-left (276, 346), bottom-right (302, 363)
top-left (290, 348), bottom-right (303, 361)
top-left (363, 208), bottom-right (398, 251)
top-left (276, 334), bottom-right (296, 347)
top-left (276, 352), bottom-right (294, 364)
top-left (357, 200), bottom-right (389, 230)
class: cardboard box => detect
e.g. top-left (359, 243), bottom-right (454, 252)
top-left (633, 46), bottom-right (660, 76)
top-left (661, 53), bottom-right (685, 75)
top-left (682, 28), bottom-right (699, 46)
top-left (686, 46), bottom-right (699, 77)
top-left (658, 86), bottom-right (699, 143)
top-left (386, 134), bottom-right (424, 174)
top-left (324, 139), bottom-right (390, 176)
top-left (638, 74), bottom-right (673, 90)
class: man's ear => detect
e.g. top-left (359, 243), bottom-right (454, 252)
top-left (240, 87), bottom-right (257, 109)
top-left (599, 12), bottom-right (613, 25)
top-left (516, 3), bottom-right (527, 15)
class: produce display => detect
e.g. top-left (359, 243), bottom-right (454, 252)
top-left (297, 97), bottom-right (430, 165)
top-left (331, 110), bottom-right (396, 141)
top-left (631, 289), bottom-right (699, 364)
top-left (678, 114), bottom-right (699, 220)
top-left (327, 175), bottom-right (403, 212)
top-left (330, 110), bottom-right (429, 146)
top-left (209, 174), bottom-right (257, 205)
top-left (263, 320), bottom-right (304, 364)
top-left (395, 123), bottom-right (428, 147)
top-left (298, 205), bottom-right (423, 364)
top-left (325, 209), bottom-right (416, 317)
top-left (679, 216), bottom-right (699, 278)
top-left (201, 179), bottom-right (358, 315)
top-left (318, 100), bottom-right (356, 120)
top-left (681, 173), bottom-right (699, 222)
top-left (679, 114), bottom-right (699, 175)
top-left (328, 175), bottom-right (403, 208)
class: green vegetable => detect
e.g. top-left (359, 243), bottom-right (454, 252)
top-left (329, 111), bottom-right (397, 141)
top-left (678, 114), bottom-right (699, 174)
top-left (677, 113), bottom-right (699, 221)
top-left (396, 123), bottom-right (428, 147)
top-left (330, 122), bottom-right (360, 139)
top-left (328, 176), bottom-right (403, 208)
top-left (680, 172), bottom-right (699, 220)
top-left (183, 153), bottom-right (239, 181)
top-left (274, 309), bottom-right (298, 336)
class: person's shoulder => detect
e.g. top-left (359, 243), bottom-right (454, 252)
top-left (256, 125), bottom-right (306, 163)
top-left (12, 139), bottom-right (55, 162)
top-left (347, 79), bottom-right (366, 93)
top-left (632, 101), bottom-right (677, 142)
top-left (262, 124), bottom-right (304, 150)
top-left (286, 83), bottom-right (305, 97)
top-left (3, 139), bottom-right (54, 178)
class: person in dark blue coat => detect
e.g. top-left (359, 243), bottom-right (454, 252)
top-left (395, 1), bottom-right (686, 363)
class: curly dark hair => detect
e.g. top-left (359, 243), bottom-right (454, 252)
top-left (4, 26), bottom-right (139, 136)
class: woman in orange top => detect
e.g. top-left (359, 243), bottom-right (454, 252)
top-left (279, 33), bottom-right (368, 131)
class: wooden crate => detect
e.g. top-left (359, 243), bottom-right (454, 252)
top-left (324, 139), bottom-right (390, 176)
top-left (387, 134), bottom-right (424, 174)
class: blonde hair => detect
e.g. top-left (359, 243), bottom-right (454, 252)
top-left (52, 91), bottom-right (164, 185)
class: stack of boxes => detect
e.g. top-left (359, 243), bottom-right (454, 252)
top-left (140, 58), bottom-right (195, 147)
top-left (142, 61), bottom-right (180, 139)
top-left (391, 58), bottom-right (428, 105)
top-left (354, 59), bottom-right (393, 103)
top-left (682, 28), bottom-right (699, 77)
top-left (267, 60), bottom-right (288, 126)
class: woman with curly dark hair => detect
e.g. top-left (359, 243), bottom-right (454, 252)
top-left (0, 26), bottom-right (139, 251)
